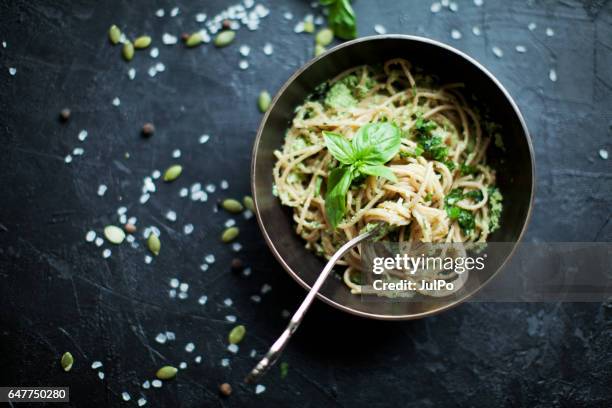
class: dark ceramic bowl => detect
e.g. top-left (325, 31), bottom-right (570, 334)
top-left (251, 35), bottom-right (534, 320)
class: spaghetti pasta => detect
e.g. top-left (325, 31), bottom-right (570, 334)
top-left (273, 59), bottom-right (503, 295)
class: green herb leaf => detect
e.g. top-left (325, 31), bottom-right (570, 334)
top-left (324, 167), bottom-right (353, 228)
top-left (323, 0), bottom-right (357, 40)
top-left (352, 123), bottom-right (401, 164)
top-left (323, 131), bottom-right (355, 165)
top-left (359, 164), bottom-right (397, 182)
top-left (280, 362), bottom-right (289, 379)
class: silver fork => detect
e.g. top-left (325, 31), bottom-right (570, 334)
top-left (244, 225), bottom-right (380, 383)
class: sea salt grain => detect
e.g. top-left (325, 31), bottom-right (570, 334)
top-left (162, 33), bottom-right (178, 45)
top-left (155, 8), bottom-right (165, 17)
top-left (250, 349), bottom-right (257, 358)
top-left (251, 295), bottom-right (261, 303)
top-left (199, 134), bottom-right (210, 144)
top-left (194, 355), bottom-right (202, 363)
top-left (549, 68), bottom-right (557, 82)
top-left (224, 298), bottom-right (233, 307)
top-left (179, 283), bottom-right (189, 292)
top-left (528, 22), bottom-right (537, 31)
top-left (122, 392), bottom-right (131, 401)
top-left (170, 278), bottom-right (179, 288)
top-left (64, 155), bottom-right (73, 163)
top-left (239, 45), bottom-right (251, 57)
top-left (599, 149), bottom-right (609, 160)
top-left (169, 289), bottom-right (176, 298)
top-left (95, 237), bottom-right (104, 247)
top-left (91, 361), bottom-right (103, 369)
top-left (232, 242), bottom-right (242, 252)
top-left (374, 24), bottom-right (387, 35)
top-left (166, 331), bottom-right (175, 341)
top-left (263, 43), bottom-right (273, 55)
top-left (196, 13), bottom-right (206, 22)
top-left (451, 29), bottom-right (462, 39)
top-left (226, 315), bottom-right (237, 323)
top-left (492, 46), bottom-right (503, 58)
top-left (142, 380), bottom-right (150, 389)
top-left (185, 342), bottom-right (195, 352)
top-left (430, 2), bottom-right (441, 13)
top-left (98, 372), bottom-right (105, 380)
top-left (220, 180), bottom-right (229, 189)
top-left (545, 27), bottom-right (554, 37)
top-left (515, 45), bottom-right (527, 53)
top-left (170, 7), bottom-right (179, 17)
top-left (205, 254), bottom-right (215, 264)
top-left (151, 380), bottom-right (162, 388)
top-left (172, 149), bottom-right (181, 158)
top-left (178, 292), bottom-right (188, 300)
top-left (144, 255), bottom-right (152, 264)
top-left (228, 344), bottom-right (239, 354)
top-left (128, 68), bottom-right (136, 80)
top-left (165, 210), bottom-right (177, 222)
top-left (183, 224), bottom-right (194, 235)
top-left (205, 184), bottom-right (216, 193)
top-left (472, 26), bottom-right (481, 36)
top-left (255, 384), bottom-right (266, 394)
top-left (261, 284), bottom-right (272, 294)
top-left (102, 249), bottom-right (111, 258)
top-left (86, 231), bottom-right (96, 242)
top-left (474, 0), bottom-right (483, 6)
top-left (449, 1), bottom-right (458, 11)
top-left (179, 362), bottom-right (187, 369)
top-left (200, 263), bottom-right (209, 271)
top-left (283, 11), bottom-right (293, 20)
top-left (78, 129), bottom-right (88, 141)
top-left (155, 333), bottom-right (167, 344)
top-left (137, 397), bottom-right (147, 407)
top-left (72, 147), bottom-right (84, 156)
top-left (179, 188), bottom-right (188, 197)
top-left (198, 295), bottom-right (208, 305)
top-left (150, 47), bottom-right (159, 58)
top-left (112, 97), bottom-right (120, 106)
top-left (8, 67), bottom-right (16, 76)
top-left (97, 184), bottom-right (107, 196)
top-left (239, 60), bottom-right (249, 70)
top-left (221, 358), bottom-right (230, 367)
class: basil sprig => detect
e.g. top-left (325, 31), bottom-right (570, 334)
top-left (319, 0), bottom-right (357, 40)
top-left (323, 123), bottom-right (400, 228)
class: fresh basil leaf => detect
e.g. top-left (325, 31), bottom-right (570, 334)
top-left (460, 163), bottom-right (477, 176)
top-left (323, 131), bottom-right (355, 165)
top-left (325, 167), bottom-right (353, 228)
top-left (326, 0), bottom-right (357, 40)
top-left (358, 164), bottom-right (397, 182)
top-left (444, 189), bottom-right (463, 206)
top-left (352, 123), bottom-right (401, 164)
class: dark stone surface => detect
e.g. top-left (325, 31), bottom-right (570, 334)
top-left (0, 0), bottom-right (611, 406)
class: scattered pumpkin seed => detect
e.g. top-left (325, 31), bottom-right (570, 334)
top-left (156, 365), bottom-right (177, 380)
top-left (104, 225), bottom-right (126, 244)
top-left (122, 41), bottom-right (134, 61)
top-left (315, 28), bottom-right (334, 46)
top-left (221, 227), bottom-right (239, 243)
top-left (134, 35), bottom-right (152, 49)
top-left (228, 325), bottom-right (246, 344)
top-left (222, 199), bottom-right (243, 213)
top-left (214, 30), bottom-right (235, 47)
top-left (108, 25), bottom-right (121, 45)
top-left (163, 165), bottom-right (182, 182)
top-left (258, 91), bottom-right (271, 113)
top-left (186, 32), bottom-right (203, 47)
top-left (61, 352), bottom-right (74, 372)
top-left (243, 196), bottom-right (255, 212)
top-left (303, 21), bottom-right (315, 33)
top-left (147, 233), bottom-right (161, 256)
top-left (314, 44), bottom-right (326, 57)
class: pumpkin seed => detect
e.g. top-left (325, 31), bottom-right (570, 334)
top-left (61, 352), bottom-right (74, 372)
top-left (104, 225), bottom-right (126, 244)
top-left (156, 365), bottom-right (177, 380)
top-left (109, 25), bottom-right (121, 45)
top-left (134, 36), bottom-right (152, 49)
top-left (315, 28), bottom-right (333, 46)
top-left (214, 30), bottom-right (235, 47)
top-left (228, 325), bottom-right (246, 344)
top-left (243, 196), bottom-right (255, 212)
top-left (303, 21), bottom-right (315, 33)
top-left (147, 233), bottom-right (161, 256)
top-left (122, 41), bottom-right (134, 61)
top-left (258, 91), bottom-right (271, 113)
top-left (163, 165), bottom-right (182, 182)
top-left (186, 32), bottom-right (203, 47)
top-left (222, 199), bottom-right (243, 213)
top-left (314, 44), bottom-right (326, 57)
top-left (221, 227), bottom-right (239, 243)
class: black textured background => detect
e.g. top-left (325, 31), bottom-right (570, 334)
top-left (1, 0), bottom-right (611, 407)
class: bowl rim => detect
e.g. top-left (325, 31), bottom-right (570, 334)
top-left (250, 34), bottom-right (535, 320)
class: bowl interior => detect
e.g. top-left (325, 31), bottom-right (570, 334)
top-left (252, 36), bottom-right (533, 319)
